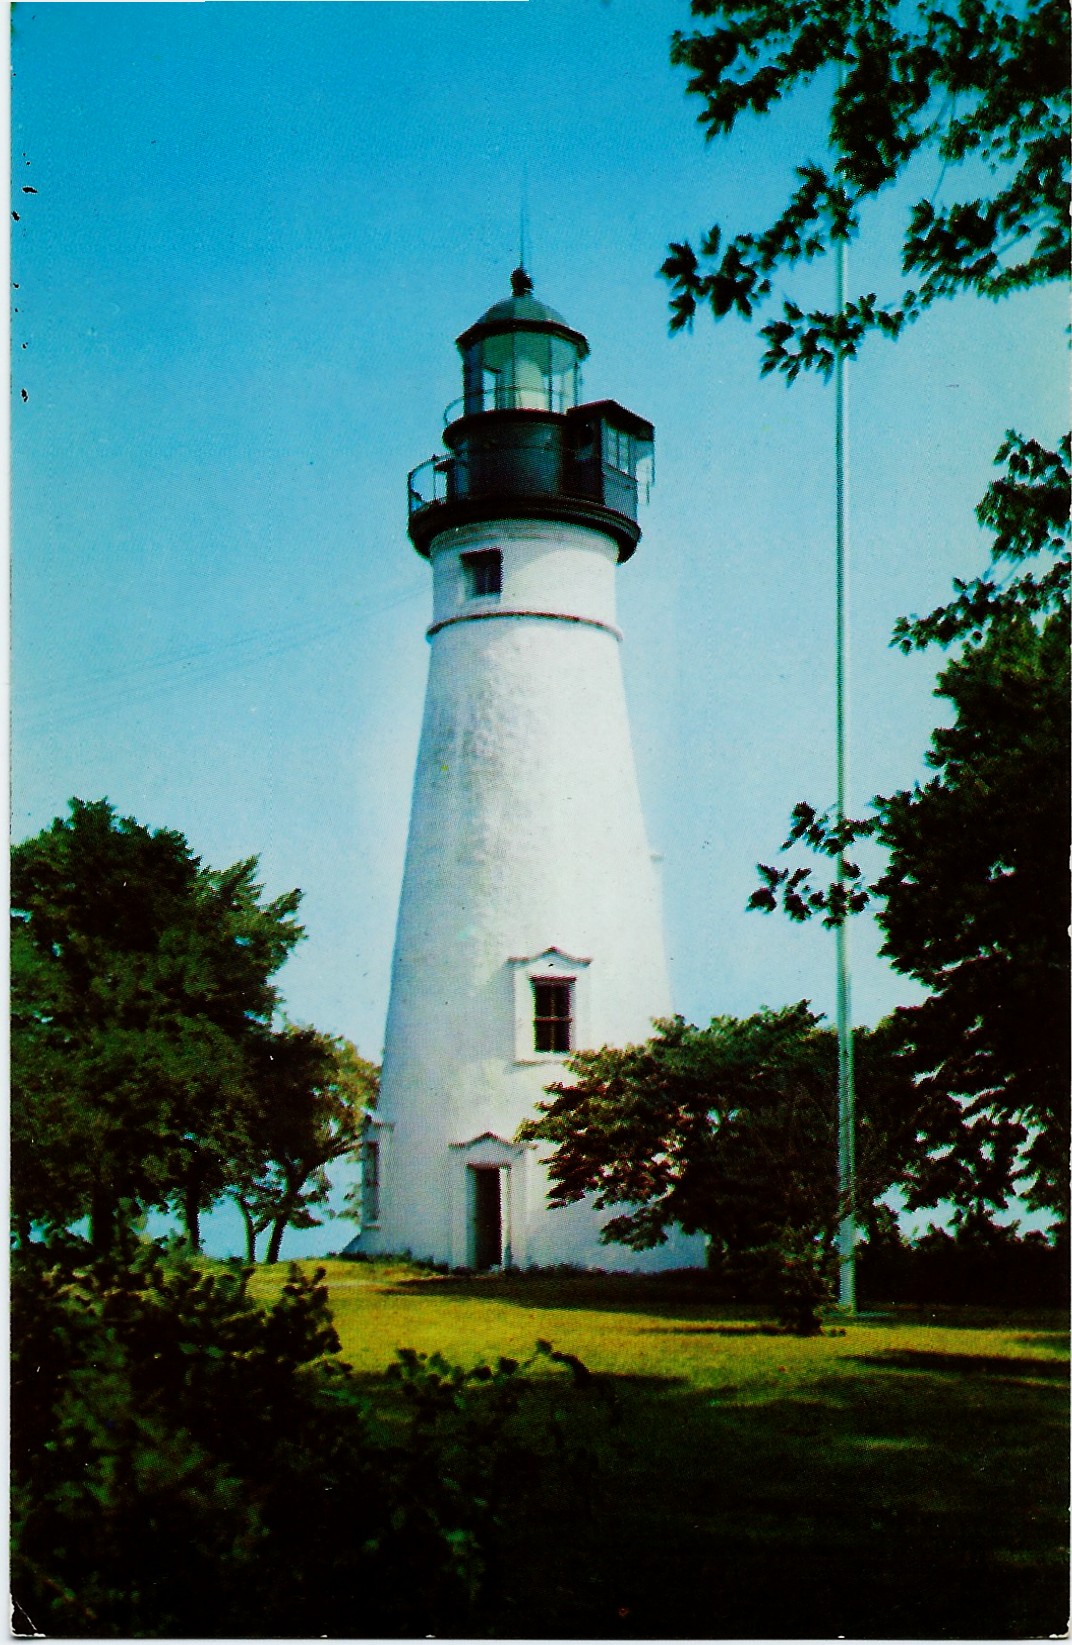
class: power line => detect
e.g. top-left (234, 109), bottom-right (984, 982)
top-left (15, 578), bottom-right (427, 734)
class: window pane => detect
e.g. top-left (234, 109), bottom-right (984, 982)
top-left (533, 978), bottom-right (573, 1052)
top-left (463, 550), bottom-right (502, 598)
top-left (534, 980), bottom-right (569, 1016)
top-left (362, 1142), bottom-right (380, 1222)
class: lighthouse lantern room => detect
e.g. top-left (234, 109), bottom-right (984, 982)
top-left (357, 270), bottom-right (705, 1273)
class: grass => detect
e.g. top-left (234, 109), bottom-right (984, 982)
top-left (252, 1259), bottom-right (1069, 1640)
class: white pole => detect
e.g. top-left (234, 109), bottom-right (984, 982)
top-left (833, 109), bottom-right (857, 1312)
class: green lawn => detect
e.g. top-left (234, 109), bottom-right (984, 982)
top-left (253, 1260), bottom-right (1068, 1640)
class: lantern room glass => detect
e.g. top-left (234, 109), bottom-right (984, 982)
top-left (461, 330), bottom-right (583, 416)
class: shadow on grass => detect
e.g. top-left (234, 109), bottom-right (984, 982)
top-left (640, 1322), bottom-right (791, 1336)
top-left (372, 1270), bottom-right (1068, 1339)
top-left (377, 1269), bottom-right (757, 1321)
top-left (1017, 1330), bottom-right (1070, 1353)
top-left (349, 1337), bottom-right (1068, 1640)
top-left (850, 1348), bottom-right (1069, 1381)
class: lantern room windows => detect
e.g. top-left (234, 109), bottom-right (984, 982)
top-left (602, 423), bottom-right (633, 472)
top-left (461, 329), bottom-right (584, 417)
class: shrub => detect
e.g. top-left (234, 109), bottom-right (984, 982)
top-left (858, 1220), bottom-right (1067, 1308)
top-left (11, 1237), bottom-right (607, 1637)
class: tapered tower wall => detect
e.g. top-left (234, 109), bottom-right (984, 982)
top-left (361, 515), bottom-right (705, 1269)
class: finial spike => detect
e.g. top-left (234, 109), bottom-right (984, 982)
top-left (519, 160), bottom-right (530, 281)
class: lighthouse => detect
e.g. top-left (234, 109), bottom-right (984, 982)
top-left (356, 270), bottom-right (705, 1272)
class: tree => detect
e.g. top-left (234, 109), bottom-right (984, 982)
top-left (661, 0), bottom-right (1068, 378)
top-left (11, 798), bottom-right (304, 1249)
top-left (520, 1006), bottom-right (931, 1331)
top-left (234, 1028), bottom-right (378, 1264)
top-left (751, 434), bottom-right (1070, 1220)
top-left (659, 3), bottom-right (1069, 1224)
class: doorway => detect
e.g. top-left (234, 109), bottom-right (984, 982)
top-left (470, 1166), bottom-right (503, 1270)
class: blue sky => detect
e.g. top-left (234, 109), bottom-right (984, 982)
top-left (12, 2), bottom-right (1065, 1256)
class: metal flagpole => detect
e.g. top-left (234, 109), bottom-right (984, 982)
top-left (834, 112), bottom-right (857, 1312)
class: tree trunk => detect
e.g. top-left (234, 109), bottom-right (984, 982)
top-left (265, 1212), bottom-right (288, 1265)
top-left (90, 1185), bottom-right (115, 1254)
top-left (265, 1163), bottom-right (306, 1264)
top-left (182, 1181), bottom-right (202, 1254)
top-left (235, 1197), bottom-right (258, 1264)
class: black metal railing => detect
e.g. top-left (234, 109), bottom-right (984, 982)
top-left (407, 447), bottom-right (644, 521)
top-left (408, 455), bottom-right (454, 512)
top-left (443, 385), bottom-right (576, 424)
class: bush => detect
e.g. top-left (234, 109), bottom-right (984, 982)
top-left (858, 1221), bottom-right (1067, 1308)
top-left (756, 1224), bottom-right (837, 1335)
top-left (11, 1237), bottom-right (608, 1637)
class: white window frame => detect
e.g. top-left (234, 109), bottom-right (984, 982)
top-left (359, 1114), bottom-right (392, 1231)
top-left (508, 947), bottom-right (591, 1063)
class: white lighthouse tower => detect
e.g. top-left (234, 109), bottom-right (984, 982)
top-left (357, 270), bottom-right (705, 1272)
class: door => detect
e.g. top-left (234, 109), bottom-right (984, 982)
top-left (470, 1167), bottom-right (502, 1270)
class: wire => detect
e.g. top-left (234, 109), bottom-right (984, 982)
top-left (15, 576), bottom-right (428, 734)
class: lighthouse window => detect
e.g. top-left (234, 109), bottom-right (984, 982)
top-left (463, 549), bottom-right (502, 598)
top-left (361, 1141), bottom-right (380, 1225)
top-left (602, 424), bottom-right (633, 474)
top-left (532, 979), bottom-right (573, 1054)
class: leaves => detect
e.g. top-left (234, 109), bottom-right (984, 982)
top-left (520, 1007), bottom-right (939, 1327)
top-left (893, 433), bottom-right (1071, 652)
top-left (238, 1028), bottom-right (378, 1262)
top-left (10, 800), bottom-right (305, 1246)
top-left (875, 609), bottom-right (1070, 1218)
top-left (748, 436), bottom-right (1070, 1219)
top-left (12, 1242), bottom-right (608, 1636)
top-left (662, 0), bottom-right (1069, 374)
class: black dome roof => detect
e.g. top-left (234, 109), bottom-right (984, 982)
top-left (456, 271), bottom-right (588, 357)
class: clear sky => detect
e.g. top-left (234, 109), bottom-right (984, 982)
top-left (12, 1), bottom-right (1065, 1256)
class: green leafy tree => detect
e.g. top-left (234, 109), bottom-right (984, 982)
top-left (11, 799), bottom-right (303, 1250)
top-left (751, 435), bottom-right (1070, 1220)
top-left (520, 1006), bottom-right (930, 1331)
top-left (661, 0), bottom-right (1068, 377)
top-left (234, 1028), bottom-right (379, 1263)
top-left (659, 3), bottom-right (1069, 1225)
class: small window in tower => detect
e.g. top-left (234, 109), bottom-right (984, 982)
top-left (532, 978), bottom-right (573, 1054)
top-left (462, 549), bottom-right (502, 599)
top-left (361, 1140), bottom-right (380, 1225)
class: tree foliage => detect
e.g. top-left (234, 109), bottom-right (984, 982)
top-left (11, 799), bottom-right (305, 1249)
top-left (11, 798), bottom-right (379, 1256)
top-left (661, 0), bottom-right (1069, 377)
top-left (520, 1006), bottom-right (932, 1331)
top-left (660, 3), bottom-right (1069, 1226)
top-left (858, 1213), bottom-right (1067, 1306)
top-left (235, 1028), bottom-right (378, 1263)
top-left (750, 435), bottom-right (1070, 1220)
